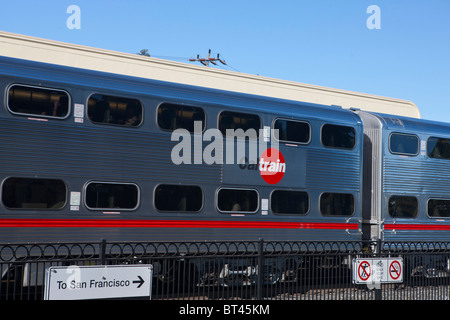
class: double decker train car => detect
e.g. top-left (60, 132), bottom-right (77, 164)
top-left (1, 33), bottom-right (450, 286)
top-left (0, 55), bottom-right (365, 244)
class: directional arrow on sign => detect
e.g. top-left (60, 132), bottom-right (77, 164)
top-left (133, 275), bottom-right (145, 288)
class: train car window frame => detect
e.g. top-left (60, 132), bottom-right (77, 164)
top-left (388, 195), bottom-right (418, 219)
top-left (154, 184), bottom-right (203, 213)
top-left (272, 118), bottom-right (311, 145)
top-left (216, 187), bottom-right (259, 214)
top-left (389, 133), bottom-right (419, 156)
top-left (321, 123), bottom-right (356, 150)
top-left (7, 84), bottom-right (71, 119)
top-left (1, 177), bottom-right (67, 210)
top-left (84, 181), bottom-right (140, 211)
top-left (157, 102), bottom-right (206, 133)
top-left (87, 93), bottom-right (143, 128)
top-left (218, 110), bottom-right (261, 138)
top-left (427, 136), bottom-right (450, 160)
top-left (427, 198), bottom-right (450, 218)
top-left (319, 192), bottom-right (355, 217)
top-left (270, 189), bottom-right (310, 215)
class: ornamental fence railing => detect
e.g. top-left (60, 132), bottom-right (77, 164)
top-left (1, 240), bottom-right (450, 300)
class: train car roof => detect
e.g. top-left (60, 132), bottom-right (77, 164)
top-left (0, 31), bottom-right (420, 119)
top-left (366, 111), bottom-right (450, 137)
top-left (0, 55), bottom-right (363, 126)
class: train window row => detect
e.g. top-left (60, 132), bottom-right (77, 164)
top-left (388, 195), bottom-right (450, 218)
top-left (5, 177), bottom-right (449, 218)
top-left (11, 84), bottom-right (450, 159)
top-left (6, 84), bottom-right (356, 150)
top-left (1, 177), bottom-right (356, 216)
top-left (390, 133), bottom-right (450, 160)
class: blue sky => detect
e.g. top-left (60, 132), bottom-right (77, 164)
top-left (1, 0), bottom-right (449, 123)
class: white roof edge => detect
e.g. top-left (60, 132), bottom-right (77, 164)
top-left (0, 31), bottom-right (420, 119)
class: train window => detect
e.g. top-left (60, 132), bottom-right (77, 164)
top-left (157, 103), bottom-right (205, 132)
top-left (2, 177), bottom-right (66, 210)
top-left (271, 190), bottom-right (309, 215)
top-left (8, 85), bottom-right (70, 118)
top-left (219, 111), bottom-right (260, 137)
top-left (388, 195), bottom-right (418, 218)
top-left (154, 184), bottom-right (203, 212)
top-left (320, 193), bottom-right (354, 216)
top-left (389, 133), bottom-right (419, 156)
top-left (428, 199), bottom-right (450, 218)
top-left (217, 188), bottom-right (258, 213)
top-left (87, 94), bottom-right (143, 127)
top-left (427, 137), bottom-right (450, 159)
top-left (85, 182), bottom-right (139, 210)
top-left (321, 124), bottom-right (356, 149)
top-left (273, 119), bottom-right (310, 144)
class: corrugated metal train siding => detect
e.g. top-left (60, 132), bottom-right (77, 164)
top-left (0, 119), bottom-right (222, 184)
top-left (383, 157), bottom-right (450, 195)
top-left (306, 148), bottom-right (360, 191)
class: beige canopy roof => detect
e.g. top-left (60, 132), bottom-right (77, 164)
top-left (0, 31), bottom-right (420, 119)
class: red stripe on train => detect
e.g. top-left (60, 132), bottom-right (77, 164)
top-left (0, 219), bottom-right (359, 230)
top-left (3, 219), bottom-right (449, 231)
top-left (384, 223), bottom-right (450, 231)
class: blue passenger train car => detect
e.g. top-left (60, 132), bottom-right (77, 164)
top-left (359, 111), bottom-right (450, 242)
top-left (0, 56), bottom-right (364, 244)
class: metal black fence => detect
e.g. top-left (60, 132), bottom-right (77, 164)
top-left (1, 239), bottom-right (450, 300)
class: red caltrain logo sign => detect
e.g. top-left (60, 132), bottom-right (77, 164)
top-left (259, 148), bottom-right (286, 185)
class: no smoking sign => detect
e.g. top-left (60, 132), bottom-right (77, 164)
top-left (389, 260), bottom-right (402, 280)
top-left (353, 258), bottom-right (403, 284)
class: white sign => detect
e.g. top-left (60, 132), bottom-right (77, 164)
top-left (70, 191), bottom-right (81, 211)
top-left (352, 258), bottom-right (403, 284)
top-left (74, 103), bottom-right (84, 121)
top-left (44, 265), bottom-right (152, 300)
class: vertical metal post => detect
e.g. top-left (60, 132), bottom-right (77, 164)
top-left (99, 239), bottom-right (107, 265)
top-left (257, 238), bottom-right (264, 300)
top-left (375, 239), bottom-right (382, 300)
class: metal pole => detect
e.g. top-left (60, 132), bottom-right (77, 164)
top-left (257, 238), bottom-right (264, 299)
top-left (375, 239), bottom-right (382, 300)
top-left (99, 239), bottom-right (106, 265)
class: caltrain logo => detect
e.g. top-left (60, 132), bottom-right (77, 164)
top-left (171, 123), bottom-right (285, 184)
top-left (259, 148), bottom-right (286, 185)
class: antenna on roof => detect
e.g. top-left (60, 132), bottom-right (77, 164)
top-left (189, 49), bottom-right (226, 67)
